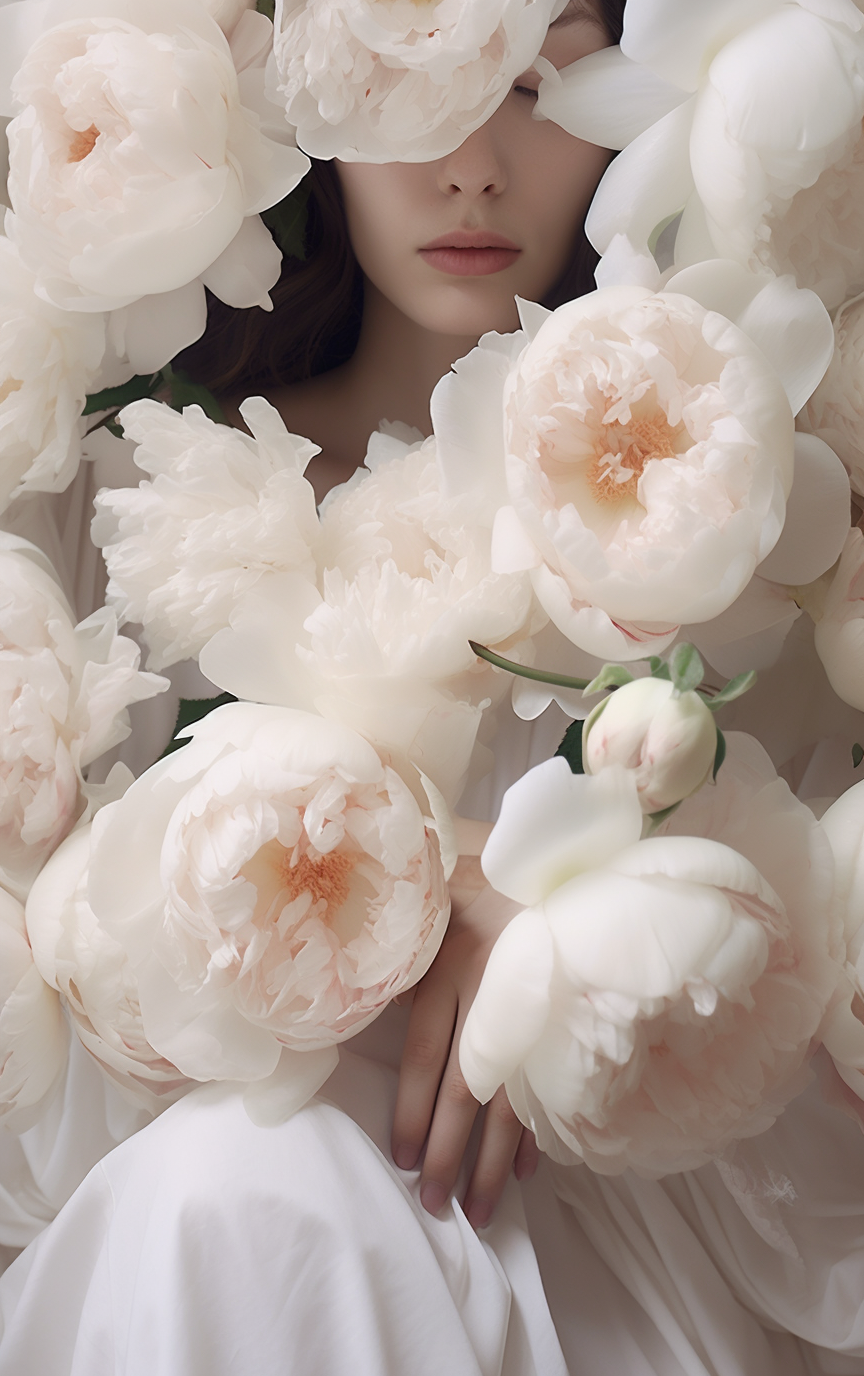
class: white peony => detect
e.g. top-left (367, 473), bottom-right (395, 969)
top-left (273, 0), bottom-right (562, 162)
top-left (803, 293), bottom-right (864, 497)
top-left (0, 884), bottom-right (68, 1132)
top-left (25, 824), bottom-right (191, 1114)
top-left (811, 528), bottom-right (864, 714)
top-left (583, 675), bottom-right (717, 814)
top-left (0, 236), bottom-right (106, 515)
top-left (3, 0), bottom-right (308, 318)
top-left (84, 702), bottom-right (450, 1121)
top-left (92, 397), bottom-right (321, 670)
top-left (0, 534), bottom-right (166, 900)
top-left (819, 780), bottom-right (864, 1105)
top-left (460, 736), bottom-right (841, 1175)
top-left (434, 265), bottom-right (831, 662)
top-left (539, 0), bottom-right (864, 310)
top-left (201, 432), bottom-right (536, 805)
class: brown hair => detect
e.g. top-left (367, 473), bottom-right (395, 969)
top-left (177, 0), bottom-right (627, 397)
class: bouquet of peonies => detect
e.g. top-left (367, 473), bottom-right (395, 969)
top-left (3, 0), bottom-right (864, 1215)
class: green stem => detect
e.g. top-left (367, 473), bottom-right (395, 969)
top-left (469, 641), bottom-right (591, 692)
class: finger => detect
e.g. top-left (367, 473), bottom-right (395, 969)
top-left (462, 1087), bottom-right (525, 1230)
top-left (514, 1128), bottom-right (539, 1182)
top-left (392, 979), bottom-right (457, 1172)
top-left (419, 1055), bottom-right (481, 1218)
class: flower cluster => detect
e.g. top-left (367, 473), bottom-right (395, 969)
top-left (3, 0), bottom-right (864, 1183)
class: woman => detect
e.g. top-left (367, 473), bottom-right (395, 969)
top-left (2, 1), bottom-right (864, 1372)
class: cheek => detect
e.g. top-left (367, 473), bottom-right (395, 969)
top-left (337, 163), bottom-right (430, 274)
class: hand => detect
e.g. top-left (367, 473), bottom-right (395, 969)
top-left (391, 855), bottom-right (539, 1230)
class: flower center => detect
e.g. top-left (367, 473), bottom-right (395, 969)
top-left (278, 845), bottom-right (355, 916)
top-left (589, 412), bottom-right (680, 505)
top-left (68, 125), bottom-right (100, 163)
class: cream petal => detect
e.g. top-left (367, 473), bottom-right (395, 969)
top-left (200, 215), bottom-right (282, 310)
top-left (108, 279), bottom-right (208, 374)
top-left (585, 97), bottom-right (697, 254)
top-left (757, 434), bottom-right (850, 586)
top-left (431, 332), bottom-right (522, 513)
top-left (537, 46), bottom-right (687, 150)
top-left (821, 781), bottom-right (864, 943)
top-left (621, 0), bottom-right (784, 91)
top-left (481, 759), bottom-right (642, 907)
top-left (242, 1044), bottom-right (340, 1126)
top-left (664, 263), bottom-right (834, 415)
top-left (137, 954), bottom-right (282, 1081)
top-left (685, 576), bottom-right (801, 678)
top-left (199, 573), bottom-right (322, 707)
top-left (459, 908), bottom-right (554, 1104)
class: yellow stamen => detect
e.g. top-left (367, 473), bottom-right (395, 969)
top-left (68, 125), bottom-right (99, 163)
top-left (589, 413), bottom-right (680, 505)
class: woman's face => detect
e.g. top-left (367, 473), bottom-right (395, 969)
top-left (336, 3), bottom-right (614, 338)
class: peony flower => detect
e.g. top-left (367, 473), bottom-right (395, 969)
top-left (201, 431), bottom-right (536, 805)
top-left (92, 397), bottom-right (321, 670)
top-left (460, 735), bottom-right (841, 1175)
top-left (84, 702), bottom-right (450, 1121)
top-left (0, 533), bottom-right (166, 901)
top-left (434, 263), bottom-right (831, 662)
top-left (802, 293), bottom-right (864, 497)
top-left (819, 780), bottom-right (864, 1104)
top-left (537, 0), bottom-right (864, 311)
top-left (583, 675), bottom-right (717, 814)
top-left (3, 0), bottom-right (308, 323)
top-left (273, 0), bottom-right (562, 162)
top-left (0, 884), bottom-right (68, 1133)
top-left (0, 237), bottom-right (106, 515)
top-left (811, 528), bottom-right (864, 714)
top-left (25, 823), bottom-right (191, 1114)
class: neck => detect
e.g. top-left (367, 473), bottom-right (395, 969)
top-left (340, 280), bottom-right (479, 436)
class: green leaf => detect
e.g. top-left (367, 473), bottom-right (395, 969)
top-left (262, 180), bottom-right (311, 263)
top-left (701, 669), bottom-right (757, 712)
top-left (853, 743), bottom-right (864, 770)
top-left (582, 664), bottom-right (634, 696)
top-left (256, 0), bottom-right (274, 16)
top-left (468, 641), bottom-right (590, 692)
top-left (162, 365), bottom-right (226, 424)
top-left (712, 727), bottom-right (727, 781)
top-left (646, 656), bottom-right (672, 681)
top-left (668, 643), bottom-right (704, 696)
top-left (159, 693), bottom-right (237, 758)
top-left (82, 372), bottom-right (162, 416)
top-left (555, 719), bottom-right (585, 775)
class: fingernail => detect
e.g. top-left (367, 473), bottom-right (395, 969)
top-left (514, 1157), bottom-right (537, 1182)
top-left (420, 1182), bottom-right (448, 1217)
top-left (393, 1143), bottom-right (418, 1170)
top-left (466, 1198), bottom-right (493, 1230)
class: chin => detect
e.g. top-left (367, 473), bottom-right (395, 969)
top-left (410, 282), bottom-right (525, 339)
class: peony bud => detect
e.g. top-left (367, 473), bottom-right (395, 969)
top-left (583, 678), bottom-right (717, 814)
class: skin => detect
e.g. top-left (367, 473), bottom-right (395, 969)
top-left (270, 0), bottom-right (614, 1227)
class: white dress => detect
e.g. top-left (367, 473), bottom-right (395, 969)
top-left (2, 476), bottom-right (864, 1376)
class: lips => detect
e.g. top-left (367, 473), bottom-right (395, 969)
top-left (419, 229), bottom-right (521, 277)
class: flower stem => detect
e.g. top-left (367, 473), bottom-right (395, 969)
top-left (469, 641), bottom-right (591, 691)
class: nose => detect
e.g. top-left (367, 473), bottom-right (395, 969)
top-left (435, 119), bottom-right (507, 199)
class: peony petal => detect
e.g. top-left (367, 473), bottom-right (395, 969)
top-left (537, 45), bottom-right (688, 150)
top-left (481, 759), bottom-right (643, 907)
top-left (108, 280), bottom-right (208, 374)
top-left (621, 0), bottom-right (783, 91)
top-left (585, 96), bottom-right (697, 254)
top-left (200, 215), bottom-right (282, 310)
top-left (756, 434), bottom-right (851, 586)
top-left (242, 1045), bottom-right (340, 1126)
top-left (664, 263), bottom-right (834, 416)
top-left (459, 908), bottom-right (554, 1104)
top-left (431, 332), bottom-right (522, 514)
